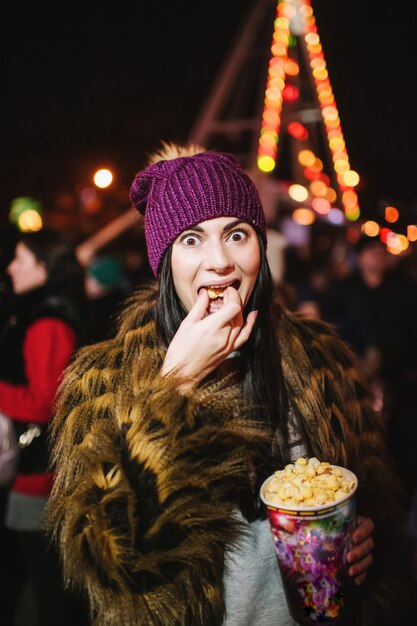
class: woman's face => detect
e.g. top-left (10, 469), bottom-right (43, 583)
top-left (171, 217), bottom-right (261, 314)
top-left (7, 242), bottom-right (48, 294)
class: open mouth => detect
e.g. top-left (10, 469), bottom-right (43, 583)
top-left (199, 280), bottom-right (240, 313)
top-left (202, 279), bottom-right (240, 300)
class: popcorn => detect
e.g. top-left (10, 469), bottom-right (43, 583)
top-left (263, 457), bottom-right (356, 508)
top-left (207, 286), bottom-right (225, 300)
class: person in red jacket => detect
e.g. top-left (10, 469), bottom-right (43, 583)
top-left (0, 229), bottom-right (88, 626)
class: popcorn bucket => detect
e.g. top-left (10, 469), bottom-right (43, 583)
top-left (260, 467), bottom-right (358, 625)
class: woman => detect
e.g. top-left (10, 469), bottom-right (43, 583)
top-left (46, 146), bottom-right (414, 625)
top-left (0, 229), bottom-right (88, 625)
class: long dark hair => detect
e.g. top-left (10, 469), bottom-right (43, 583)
top-left (155, 233), bottom-right (290, 466)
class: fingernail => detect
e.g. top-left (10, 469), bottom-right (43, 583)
top-left (347, 552), bottom-right (356, 563)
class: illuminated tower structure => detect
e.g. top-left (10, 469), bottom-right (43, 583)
top-left (189, 0), bottom-right (361, 233)
top-left (73, 0), bottom-right (412, 262)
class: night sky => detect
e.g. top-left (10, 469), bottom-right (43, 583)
top-left (2, 0), bottom-right (416, 227)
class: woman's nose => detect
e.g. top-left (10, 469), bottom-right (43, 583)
top-left (202, 242), bottom-right (233, 272)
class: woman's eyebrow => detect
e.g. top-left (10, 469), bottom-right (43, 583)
top-left (222, 219), bottom-right (245, 231)
top-left (184, 224), bottom-right (204, 232)
top-left (184, 219), bottom-right (245, 234)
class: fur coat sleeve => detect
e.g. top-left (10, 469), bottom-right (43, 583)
top-left (45, 301), bottom-right (270, 626)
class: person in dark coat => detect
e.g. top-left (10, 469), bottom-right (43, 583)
top-left (324, 237), bottom-right (417, 500)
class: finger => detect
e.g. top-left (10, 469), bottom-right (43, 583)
top-left (357, 515), bottom-right (373, 530)
top-left (223, 286), bottom-right (245, 329)
top-left (228, 304), bottom-right (244, 329)
top-left (354, 573), bottom-right (367, 586)
top-left (352, 516), bottom-right (374, 544)
top-left (234, 310), bottom-right (258, 349)
top-left (223, 285), bottom-right (242, 307)
top-left (234, 302), bottom-right (244, 328)
top-left (207, 290), bottom-right (242, 328)
top-left (348, 535), bottom-right (375, 563)
top-left (348, 553), bottom-right (373, 580)
top-left (228, 315), bottom-right (239, 329)
top-left (186, 289), bottom-right (209, 323)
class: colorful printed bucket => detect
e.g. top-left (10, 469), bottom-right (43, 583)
top-left (260, 468), bottom-right (358, 625)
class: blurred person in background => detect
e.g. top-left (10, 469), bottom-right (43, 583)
top-left (0, 232), bottom-right (15, 335)
top-left (285, 238), bottom-right (355, 323)
top-left (0, 229), bottom-right (89, 626)
top-left (0, 231), bottom-right (17, 626)
top-left (323, 236), bottom-right (417, 505)
top-left (84, 254), bottom-right (130, 343)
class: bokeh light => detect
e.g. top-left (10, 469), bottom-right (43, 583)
top-left (327, 209), bottom-right (344, 225)
top-left (325, 187), bottom-right (337, 203)
top-left (387, 233), bottom-right (409, 255)
top-left (385, 206), bottom-right (399, 223)
top-left (93, 168), bottom-right (113, 188)
top-left (407, 225), bottom-right (417, 242)
top-left (362, 221), bottom-right (380, 237)
top-left (257, 155), bottom-right (276, 172)
top-left (309, 180), bottom-right (328, 197)
top-left (298, 150), bottom-right (316, 167)
top-left (345, 206), bottom-right (361, 222)
top-left (17, 209), bottom-right (43, 232)
top-left (9, 196), bottom-right (42, 225)
top-left (293, 208), bottom-right (315, 225)
top-left (341, 170), bottom-right (360, 187)
top-left (288, 184), bottom-right (309, 202)
top-left (282, 84), bottom-right (299, 101)
top-left (379, 227), bottom-right (392, 244)
top-left (287, 121), bottom-right (309, 140)
top-left (312, 197), bottom-right (330, 214)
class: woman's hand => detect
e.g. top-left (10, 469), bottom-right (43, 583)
top-left (347, 516), bottom-right (375, 585)
top-left (161, 287), bottom-right (257, 389)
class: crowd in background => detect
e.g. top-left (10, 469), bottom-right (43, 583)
top-left (0, 223), bottom-right (416, 625)
top-left (281, 235), bottom-right (417, 503)
top-left (283, 234), bottom-right (417, 580)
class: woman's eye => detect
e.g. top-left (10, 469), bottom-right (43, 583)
top-left (181, 234), bottom-right (200, 247)
top-left (228, 229), bottom-right (247, 242)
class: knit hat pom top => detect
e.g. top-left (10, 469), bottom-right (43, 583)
top-left (130, 149), bottom-right (266, 276)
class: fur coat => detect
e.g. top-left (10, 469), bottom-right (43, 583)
top-left (45, 287), bottom-right (414, 625)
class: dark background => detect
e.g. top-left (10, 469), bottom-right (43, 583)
top-left (2, 0), bottom-right (416, 230)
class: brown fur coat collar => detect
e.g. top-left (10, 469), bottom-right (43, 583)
top-left (46, 286), bottom-right (414, 625)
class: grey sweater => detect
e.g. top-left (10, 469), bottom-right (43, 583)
top-left (223, 417), bottom-right (304, 625)
top-left (223, 515), bottom-right (296, 626)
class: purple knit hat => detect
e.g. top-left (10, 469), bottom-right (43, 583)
top-left (130, 151), bottom-right (266, 276)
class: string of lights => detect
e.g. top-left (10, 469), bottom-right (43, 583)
top-left (257, 0), bottom-right (414, 256)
